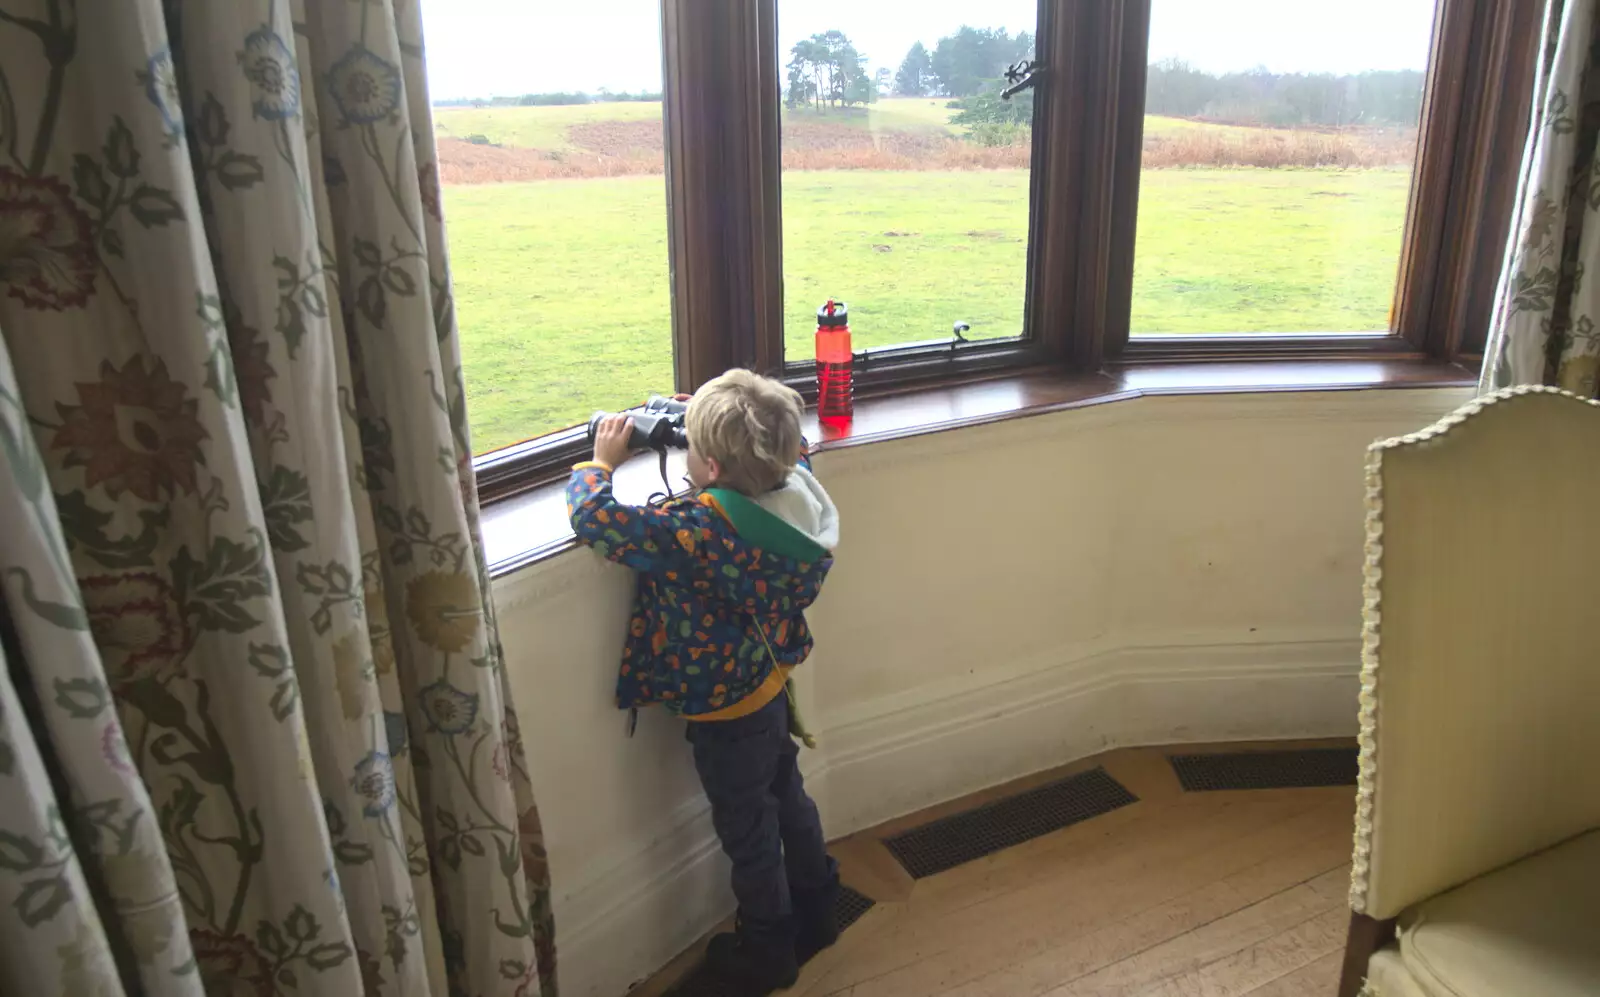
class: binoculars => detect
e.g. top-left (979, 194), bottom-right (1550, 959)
top-left (587, 396), bottom-right (689, 451)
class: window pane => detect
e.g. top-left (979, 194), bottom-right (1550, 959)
top-left (1132, 0), bottom-right (1435, 335)
top-left (779, 3), bottom-right (1039, 360)
top-left (421, 1), bottom-right (671, 453)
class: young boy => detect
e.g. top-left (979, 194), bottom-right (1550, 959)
top-left (567, 370), bottom-right (842, 995)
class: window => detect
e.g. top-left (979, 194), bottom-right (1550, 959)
top-left (777, 4), bottom-right (1040, 359)
top-left (420, 1), bottom-right (672, 454)
top-left (1131, 1), bottom-right (1436, 336)
top-left (440, 0), bottom-right (1540, 503)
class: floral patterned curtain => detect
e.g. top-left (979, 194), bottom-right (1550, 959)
top-left (1481, 0), bottom-right (1600, 395)
top-left (0, 2), bottom-right (554, 996)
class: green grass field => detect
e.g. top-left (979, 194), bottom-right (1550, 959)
top-left (435, 101), bottom-right (666, 150)
top-left (445, 177), bottom-right (673, 452)
top-left (1131, 169), bottom-right (1407, 332)
top-left (446, 165), bottom-right (1410, 453)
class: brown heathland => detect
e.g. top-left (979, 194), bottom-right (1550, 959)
top-left (436, 117), bottom-right (1417, 184)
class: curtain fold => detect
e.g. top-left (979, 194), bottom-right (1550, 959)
top-left (1481, 0), bottom-right (1600, 395)
top-left (0, 2), bottom-right (554, 995)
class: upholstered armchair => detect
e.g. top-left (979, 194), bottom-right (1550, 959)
top-left (1337, 386), bottom-right (1600, 997)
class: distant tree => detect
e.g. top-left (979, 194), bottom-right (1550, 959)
top-left (895, 41), bottom-right (934, 96)
top-left (788, 35), bottom-right (829, 110)
top-left (506, 89), bottom-right (663, 107)
top-left (1142, 60), bottom-right (1423, 127)
top-left (950, 81), bottom-right (1032, 127)
top-left (847, 66), bottom-right (878, 105)
top-left (837, 40), bottom-right (875, 106)
top-left (875, 67), bottom-right (893, 96)
top-left (786, 30), bottom-right (874, 110)
top-left (786, 62), bottom-right (818, 109)
top-left (517, 91), bottom-right (593, 106)
top-left (1142, 58), bottom-right (1215, 117)
top-left (1352, 70), bottom-right (1425, 124)
top-left (930, 26), bottom-right (1034, 97)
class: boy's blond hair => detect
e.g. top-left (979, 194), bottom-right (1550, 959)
top-left (686, 370), bottom-right (804, 495)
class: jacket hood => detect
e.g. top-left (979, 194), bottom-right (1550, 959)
top-left (753, 465), bottom-right (839, 552)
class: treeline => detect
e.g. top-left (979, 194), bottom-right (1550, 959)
top-left (1145, 60), bottom-right (1424, 127)
top-left (433, 91), bottom-right (663, 109)
top-left (437, 52), bottom-right (1422, 133)
top-left (785, 25), bottom-right (1035, 110)
top-left (894, 27), bottom-right (1034, 99)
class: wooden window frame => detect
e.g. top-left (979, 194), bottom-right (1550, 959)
top-left (473, 0), bottom-right (1538, 505)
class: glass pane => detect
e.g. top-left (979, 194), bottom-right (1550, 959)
top-left (420, 1), bottom-right (671, 453)
top-left (779, 2), bottom-right (1039, 360)
top-left (1132, 0), bottom-right (1436, 335)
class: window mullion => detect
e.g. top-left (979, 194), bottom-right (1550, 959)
top-left (1393, 0), bottom-right (1541, 361)
top-left (1098, 0), bottom-right (1152, 363)
top-left (661, 0), bottom-right (784, 392)
top-left (1028, 0), bottom-right (1149, 372)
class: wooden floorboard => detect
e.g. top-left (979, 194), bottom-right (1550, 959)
top-left (1241, 952), bottom-right (1342, 997)
top-left (631, 743), bottom-right (1357, 997)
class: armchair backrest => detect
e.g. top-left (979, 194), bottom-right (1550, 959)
top-left (1351, 387), bottom-right (1600, 920)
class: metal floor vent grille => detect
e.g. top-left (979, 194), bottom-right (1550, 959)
top-left (661, 886), bottom-right (876, 997)
top-left (834, 884), bottom-right (875, 932)
top-left (882, 767), bottom-right (1139, 880)
top-left (1168, 748), bottom-right (1359, 791)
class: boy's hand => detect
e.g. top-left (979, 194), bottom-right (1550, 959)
top-left (593, 415), bottom-right (635, 469)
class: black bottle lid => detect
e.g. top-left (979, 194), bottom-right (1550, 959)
top-left (817, 299), bottom-right (849, 327)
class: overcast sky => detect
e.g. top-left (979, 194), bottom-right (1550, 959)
top-left (419, 0), bottom-right (1438, 101)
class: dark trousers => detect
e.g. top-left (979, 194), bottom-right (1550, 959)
top-left (687, 690), bottom-right (835, 935)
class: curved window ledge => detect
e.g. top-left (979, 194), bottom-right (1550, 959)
top-left (481, 358), bottom-right (1475, 577)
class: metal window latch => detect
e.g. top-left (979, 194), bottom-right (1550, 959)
top-left (1001, 60), bottom-right (1041, 100)
top-left (950, 320), bottom-right (971, 357)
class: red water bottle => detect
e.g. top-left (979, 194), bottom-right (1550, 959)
top-left (816, 299), bottom-right (853, 427)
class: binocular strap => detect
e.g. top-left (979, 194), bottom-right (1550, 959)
top-left (752, 615), bottom-right (817, 750)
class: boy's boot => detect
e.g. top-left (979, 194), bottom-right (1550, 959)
top-left (791, 876), bottom-right (841, 966)
top-left (705, 916), bottom-right (799, 995)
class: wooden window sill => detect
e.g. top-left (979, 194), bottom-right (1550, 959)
top-left (481, 357), bottom-right (1475, 577)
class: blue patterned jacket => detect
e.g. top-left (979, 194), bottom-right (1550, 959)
top-left (566, 457), bottom-right (838, 718)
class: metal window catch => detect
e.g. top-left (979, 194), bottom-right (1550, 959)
top-left (950, 320), bottom-right (971, 357)
top-left (1001, 60), bottom-right (1041, 100)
